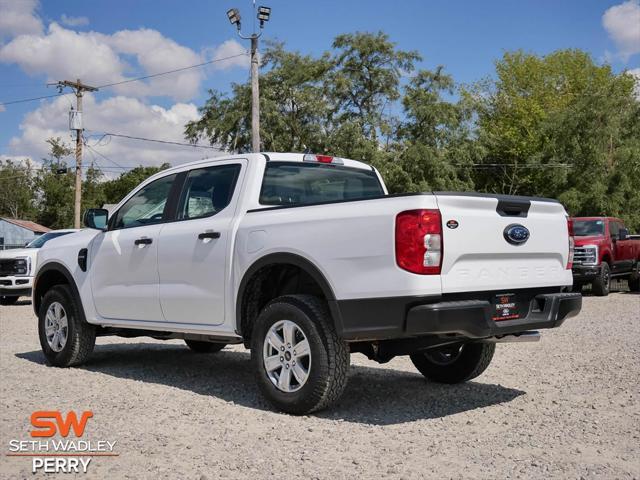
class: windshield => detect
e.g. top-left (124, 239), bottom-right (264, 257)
top-left (26, 231), bottom-right (73, 248)
top-left (260, 162), bottom-right (384, 206)
top-left (573, 220), bottom-right (605, 237)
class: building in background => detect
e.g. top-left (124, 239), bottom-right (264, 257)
top-left (0, 218), bottom-right (50, 250)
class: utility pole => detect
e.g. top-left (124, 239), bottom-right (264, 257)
top-left (226, 5), bottom-right (271, 153)
top-left (250, 35), bottom-right (260, 153)
top-left (57, 79), bottom-right (98, 228)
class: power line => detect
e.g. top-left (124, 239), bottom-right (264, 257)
top-left (0, 92), bottom-right (67, 107)
top-left (0, 53), bottom-right (249, 108)
top-left (94, 53), bottom-right (248, 89)
top-left (86, 131), bottom-right (223, 150)
top-left (84, 142), bottom-right (127, 169)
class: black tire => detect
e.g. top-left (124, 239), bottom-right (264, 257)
top-left (629, 265), bottom-right (640, 292)
top-left (184, 340), bottom-right (226, 353)
top-left (410, 342), bottom-right (495, 384)
top-left (592, 263), bottom-right (610, 296)
top-left (38, 285), bottom-right (96, 367)
top-left (251, 294), bottom-right (349, 415)
top-left (0, 295), bottom-right (19, 306)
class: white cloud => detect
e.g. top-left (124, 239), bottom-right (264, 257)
top-left (0, 103), bottom-right (5, 112)
top-left (6, 94), bottom-right (216, 172)
top-left (60, 14), bottom-right (89, 27)
top-left (603, 0), bottom-right (640, 61)
top-left (0, 23), bottom-right (126, 86)
top-left (205, 39), bottom-right (250, 70)
top-left (0, 0), bottom-right (43, 37)
top-left (106, 29), bottom-right (205, 100)
top-left (0, 19), bottom-right (247, 101)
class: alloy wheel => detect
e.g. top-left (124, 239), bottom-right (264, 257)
top-left (45, 301), bottom-right (68, 352)
top-left (263, 319), bottom-right (311, 393)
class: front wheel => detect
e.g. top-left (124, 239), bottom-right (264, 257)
top-left (628, 263), bottom-right (640, 292)
top-left (0, 295), bottom-right (19, 306)
top-left (251, 294), bottom-right (350, 415)
top-left (38, 285), bottom-right (96, 367)
top-left (592, 263), bottom-right (610, 296)
top-left (410, 342), bottom-right (495, 384)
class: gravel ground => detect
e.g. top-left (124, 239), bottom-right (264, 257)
top-left (1, 290), bottom-right (639, 479)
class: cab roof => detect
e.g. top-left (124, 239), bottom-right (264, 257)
top-left (162, 152), bottom-right (374, 175)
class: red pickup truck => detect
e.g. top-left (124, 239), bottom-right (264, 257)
top-left (571, 217), bottom-right (640, 295)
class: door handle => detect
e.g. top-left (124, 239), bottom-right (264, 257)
top-left (134, 237), bottom-right (153, 245)
top-left (198, 231), bottom-right (221, 240)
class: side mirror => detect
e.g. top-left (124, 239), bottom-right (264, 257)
top-left (84, 208), bottom-right (109, 230)
top-left (619, 228), bottom-right (629, 241)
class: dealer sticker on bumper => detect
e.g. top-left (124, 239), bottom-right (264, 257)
top-left (493, 293), bottom-right (520, 321)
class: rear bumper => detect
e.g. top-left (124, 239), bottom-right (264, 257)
top-left (572, 264), bottom-right (600, 281)
top-left (333, 288), bottom-right (581, 341)
top-left (0, 276), bottom-right (33, 297)
top-left (405, 292), bottom-right (581, 338)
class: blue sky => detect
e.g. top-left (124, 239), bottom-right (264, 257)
top-left (0, 0), bottom-right (638, 170)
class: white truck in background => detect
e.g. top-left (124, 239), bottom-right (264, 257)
top-left (0, 230), bottom-right (77, 305)
top-left (33, 152), bottom-right (581, 414)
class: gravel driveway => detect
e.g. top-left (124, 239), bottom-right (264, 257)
top-left (1, 291), bottom-right (639, 479)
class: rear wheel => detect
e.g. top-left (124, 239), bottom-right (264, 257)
top-left (410, 342), bottom-right (495, 384)
top-left (184, 340), bottom-right (226, 353)
top-left (592, 263), bottom-right (610, 296)
top-left (0, 296), bottom-right (19, 306)
top-left (251, 294), bottom-right (349, 414)
top-left (628, 263), bottom-right (640, 292)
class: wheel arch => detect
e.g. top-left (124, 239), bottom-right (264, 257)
top-left (236, 252), bottom-right (341, 345)
top-left (33, 262), bottom-right (83, 318)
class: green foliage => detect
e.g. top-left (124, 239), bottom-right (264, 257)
top-left (0, 138), bottom-right (169, 228)
top-left (0, 159), bottom-right (38, 219)
top-left (102, 164), bottom-right (171, 204)
top-left (466, 49), bottom-right (640, 229)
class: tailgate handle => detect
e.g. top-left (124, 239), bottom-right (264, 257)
top-left (496, 199), bottom-right (530, 218)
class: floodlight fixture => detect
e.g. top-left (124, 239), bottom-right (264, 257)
top-left (227, 8), bottom-right (241, 29)
top-left (257, 6), bottom-right (271, 28)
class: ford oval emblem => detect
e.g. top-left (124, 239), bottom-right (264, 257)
top-left (504, 224), bottom-right (530, 245)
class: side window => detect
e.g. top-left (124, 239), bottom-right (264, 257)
top-left (112, 174), bottom-right (178, 229)
top-left (609, 221), bottom-right (620, 238)
top-left (177, 164), bottom-right (241, 220)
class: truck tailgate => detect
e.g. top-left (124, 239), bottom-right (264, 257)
top-left (434, 193), bottom-right (572, 293)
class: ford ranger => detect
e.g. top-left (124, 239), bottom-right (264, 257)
top-left (571, 217), bottom-right (640, 295)
top-left (33, 153), bottom-right (581, 414)
top-left (0, 230), bottom-right (78, 305)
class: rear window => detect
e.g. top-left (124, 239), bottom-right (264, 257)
top-left (259, 162), bottom-right (384, 206)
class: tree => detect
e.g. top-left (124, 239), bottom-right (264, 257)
top-left (0, 158), bottom-right (37, 219)
top-left (102, 164), bottom-right (171, 204)
top-left (465, 49), bottom-right (640, 229)
top-left (329, 31), bottom-right (420, 145)
top-left (185, 32), bottom-right (421, 162)
top-left (383, 67), bottom-right (476, 193)
top-left (36, 138), bottom-right (76, 229)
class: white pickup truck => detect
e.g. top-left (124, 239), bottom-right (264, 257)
top-left (34, 152), bottom-right (581, 414)
top-left (0, 230), bottom-right (78, 305)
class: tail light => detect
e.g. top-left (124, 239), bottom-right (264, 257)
top-left (396, 209), bottom-right (442, 274)
top-left (567, 217), bottom-right (574, 270)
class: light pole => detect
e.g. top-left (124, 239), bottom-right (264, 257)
top-left (226, 5), bottom-right (271, 153)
